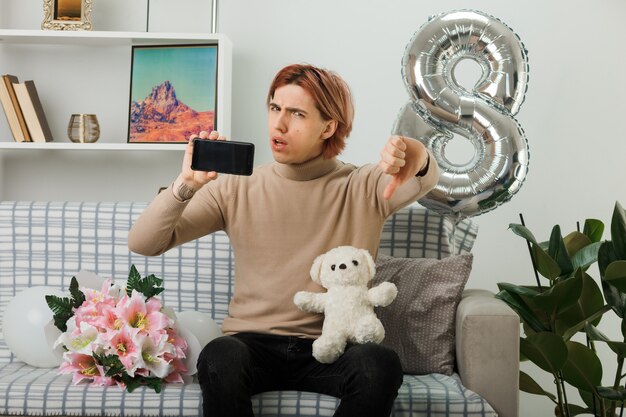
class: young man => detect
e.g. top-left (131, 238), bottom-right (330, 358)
top-left (128, 64), bottom-right (438, 417)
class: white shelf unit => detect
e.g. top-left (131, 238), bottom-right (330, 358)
top-left (0, 29), bottom-right (233, 150)
top-left (0, 29), bottom-right (232, 201)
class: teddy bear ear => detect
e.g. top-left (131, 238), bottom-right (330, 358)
top-left (310, 254), bottom-right (325, 285)
top-left (362, 250), bottom-right (376, 278)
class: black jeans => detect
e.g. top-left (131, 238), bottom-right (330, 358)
top-left (196, 332), bottom-right (403, 417)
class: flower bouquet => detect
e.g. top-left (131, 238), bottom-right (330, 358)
top-left (45, 265), bottom-right (188, 393)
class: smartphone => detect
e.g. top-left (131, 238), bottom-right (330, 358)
top-left (191, 139), bottom-right (255, 176)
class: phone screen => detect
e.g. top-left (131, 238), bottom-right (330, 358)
top-left (191, 139), bottom-right (255, 176)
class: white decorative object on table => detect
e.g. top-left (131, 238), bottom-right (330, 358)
top-left (175, 310), bottom-right (223, 347)
top-left (174, 311), bottom-right (223, 376)
top-left (3, 286), bottom-right (66, 367)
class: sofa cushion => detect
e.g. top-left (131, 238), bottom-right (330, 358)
top-left (0, 362), bottom-right (495, 416)
top-left (379, 204), bottom-right (478, 258)
top-left (374, 253), bottom-right (473, 375)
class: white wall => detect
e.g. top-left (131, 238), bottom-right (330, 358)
top-left (2, 1), bottom-right (626, 416)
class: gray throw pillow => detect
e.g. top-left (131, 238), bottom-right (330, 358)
top-left (373, 253), bottom-right (473, 375)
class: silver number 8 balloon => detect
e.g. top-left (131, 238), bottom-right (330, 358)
top-left (393, 10), bottom-right (530, 219)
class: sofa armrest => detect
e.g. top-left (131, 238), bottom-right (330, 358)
top-left (456, 289), bottom-right (520, 417)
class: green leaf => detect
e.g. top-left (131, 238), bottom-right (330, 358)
top-left (122, 375), bottom-right (141, 393)
top-left (45, 276), bottom-right (87, 332)
top-left (583, 219), bottom-right (605, 243)
top-left (585, 322), bottom-right (626, 357)
top-left (561, 305), bottom-right (611, 342)
top-left (596, 386), bottom-right (626, 401)
top-left (69, 276), bottom-right (86, 308)
top-left (598, 241), bottom-right (618, 277)
top-left (578, 389), bottom-right (597, 411)
top-left (601, 280), bottom-right (626, 320)
top-left (533, 270), bottom-right (583, 316)
top-left (45, 294), bottom-right (74, 332)
top-left (598, 242), bottom-right (626, 318)
top-left (603, 261), bottom-right (626, 292)
top-left (532, 244), bottom-right (562, 280)
top-left (566, 404), bottom-right (594, 417)
top-left (497, 282), bottom-right (540, 298)
top-left (122, 374), bottom-right (163, 393)
top-left (509, 223), bottom-right (540, 244)
top-left (556, 271), bottom-right (605, 336)
top-left (564, 232), bottom-right (592, 258)
top-left (611, 201), bottom-right (626, 260)
top-left (520, 332), bottom-right (568, 374)
top-left (496, 286), bottom-right (547, 332)
top-left (126, 264), bottom-right (164, 299)
top-left (519, 370), bottom-right (556, 401)
top-left (561, 341), bottom-right (603, 392)
top-left (93, 353), bottom-right (125, 377)
top-left (508, 223), bottom-right (563, 279)
top-left (549, 225), bottom-right (574, 277)
top-left (570, 241), bottom-right (603, 272)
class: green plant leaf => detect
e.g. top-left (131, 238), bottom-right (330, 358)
top-left (556, 271), bottom-right (605, 336)
top-left (561, 304), bottom-right (611, 342)
top-left (601, 279), bottom-right (626, 320)
top-left (509, 223), bottom-right (540, 244)
top-left (45, 294), bottom-right (74, 332)
top-left (603, 261), bottom-right (626, 292)
top-left (496, 286), bottom-right (547, 332)
top-left (519, 370), bottom-right (556, 401)
top-left (122, 374), bottom-right (163, 393)
top-left (583, 219), bottom-right (605, 243)
top-left (534, 270), bottom-right (583, 316)
top-left (566, 404), bottom-right (594, 417)
top-left (585, 322), bottom-right (626, 357)
top-left (598, 241), bottom-right (618, 277)
top-left (564, 231), bottom-right (592, 258)
top-left (598, 242), bottom-right (626, 318)
top-left (596, 386), bottom-right (626, 401)
top-left (93, 353), bottom-right (125, 377)
top-left (68, 276), bottom-right (86, 308)
top-left (509, 223), bottom-right (562, 279)
top-left (520, 332), bottom-right (568, 374)
top-left (611, 201), bottom-right (626, 260)
top-left (570, 241), bottom-right (603, 272)
top-left (561, 341), bottom-right (603, 392)
top-left (126, 264), bottom-right (164, 299)
top-left (531, 244), bottom-right (562, 280)
top-left (549, 225), bottom-right (574, 278)
top-left (578, 389), bottom-right (608, 416)
top-left (497, 282), bottom-right (540, 298)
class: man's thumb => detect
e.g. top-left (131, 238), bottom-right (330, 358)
top-left (383, 179), bottom-right (399, 200)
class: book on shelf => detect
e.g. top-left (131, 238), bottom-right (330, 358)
top-left (12, 80), bottom-right (53, 143)
top-left (0, 74), bottom-right (31, 142)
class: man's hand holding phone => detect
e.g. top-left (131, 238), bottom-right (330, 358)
top-left (172, 131), bottom-right (223, 202)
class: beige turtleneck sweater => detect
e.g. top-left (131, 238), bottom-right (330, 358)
top-left (128, 154), bottom-right (438, 338)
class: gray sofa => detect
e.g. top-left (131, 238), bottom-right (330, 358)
top-left (0, 201), bottom-right (519, 417)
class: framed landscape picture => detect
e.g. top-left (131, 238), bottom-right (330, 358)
top-left (128, 44), bottom-right (219, 143)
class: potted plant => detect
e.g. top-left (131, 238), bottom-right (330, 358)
top-left (496, 201), bottom-right (626, 417)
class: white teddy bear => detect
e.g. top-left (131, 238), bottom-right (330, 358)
top-left (293, 246), bottom-right (398, 364)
